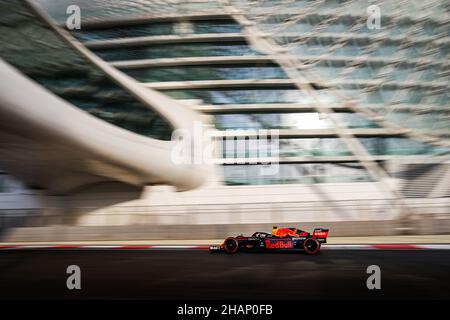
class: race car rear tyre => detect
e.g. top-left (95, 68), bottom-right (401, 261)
top-left (303, 238), bottom-right (320, 255)
top-left (223, 237), bottom-right (239, 254)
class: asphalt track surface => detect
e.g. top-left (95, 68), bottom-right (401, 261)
top-left (0, 249), bottom-right (449, 299)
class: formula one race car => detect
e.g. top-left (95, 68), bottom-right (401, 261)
top-left (210, 226), bottom-right (329, 255)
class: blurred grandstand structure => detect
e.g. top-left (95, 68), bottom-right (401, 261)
top-left (0, 0), bottom-right (449, 241)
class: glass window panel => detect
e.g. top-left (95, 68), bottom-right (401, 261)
top-left (277, 138), bottom-right (352, 157)
top-left (389, 64), bottom-right (413, 81)
top-left (286, 1), bottom-right (309, 9)
top-left (361, 138), bottom-right (449, 155)
top-left (385, 111), bottom-right (450, 131)
top-left (346, 66), bottom-right (375, 79)
top-left (165, 89), bottom-right (337, 105)
top-left (125, 65), bottom-right (287, 82)
top-left (37, 0), bottom-right (221, 24)
top-left (224, 163), bottom-right (372, 185)
top-left (324, 21), bottom-right (351, 33)
top-left (73, 21), bottom-right (241, 42)
top-left (364, 90), bottom-right (383, 104)
top-left (419, 21), bottom-right (441, 37)
top-left (419, 68), bottom-right (438, 81)
top-left (315, 64), bottom-right (346, 78)
top-left (284, 21), bottom-right (313, 33)
top-left (433, 92), bottom-right (449, 106)
top-left (407, 44), bottom-right (425, 58)
top-left (304, 44), bottom-right (327, 55)
top-left (332, 44), bottom-right (361, 56)
top-left (388, 21), bottom-right (413, 36)
top-left (378, 88), bottom-right (412, 104)
top-left (214, 112), bottom-right (378, 130)
top-left (221, 138), bottom-right (352, 158)
top-left (193, 21), bottom-right (242, 34)
top-left (437, 44), bottom-right (449, 59)
top-left (94, 42), bottom-right (262, 61)
top-left (371, 43), bottom-right (398, 57)
top-left (73, 23), bottom-right (174, 41)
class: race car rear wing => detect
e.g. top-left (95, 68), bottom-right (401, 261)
top-left (312, 228), bottom-right (329, 243)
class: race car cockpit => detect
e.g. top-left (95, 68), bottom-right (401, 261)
top-left (251, 232), bottom-right (272, 238)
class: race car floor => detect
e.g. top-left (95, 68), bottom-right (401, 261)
top-left (0, 249), bottom-right (449, 299)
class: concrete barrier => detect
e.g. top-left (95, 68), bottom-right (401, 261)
top-left (2, 217), bottom-right (450, 242)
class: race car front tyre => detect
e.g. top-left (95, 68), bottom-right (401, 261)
top-left (303, 238), bottom-right (320, 255)
top-left (223, 237), bottom-right (239, 254)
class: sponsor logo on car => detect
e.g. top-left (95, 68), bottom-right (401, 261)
top-left (264, 239), bottom-right (293, 249)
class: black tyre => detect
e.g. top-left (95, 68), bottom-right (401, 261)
top-left (303, 238), bottom-right (320, 255)
top-left (223, 237), bottom-right (239, 254)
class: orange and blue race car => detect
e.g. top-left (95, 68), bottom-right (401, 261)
top-left (210, 226), bottom-right (329, 255)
